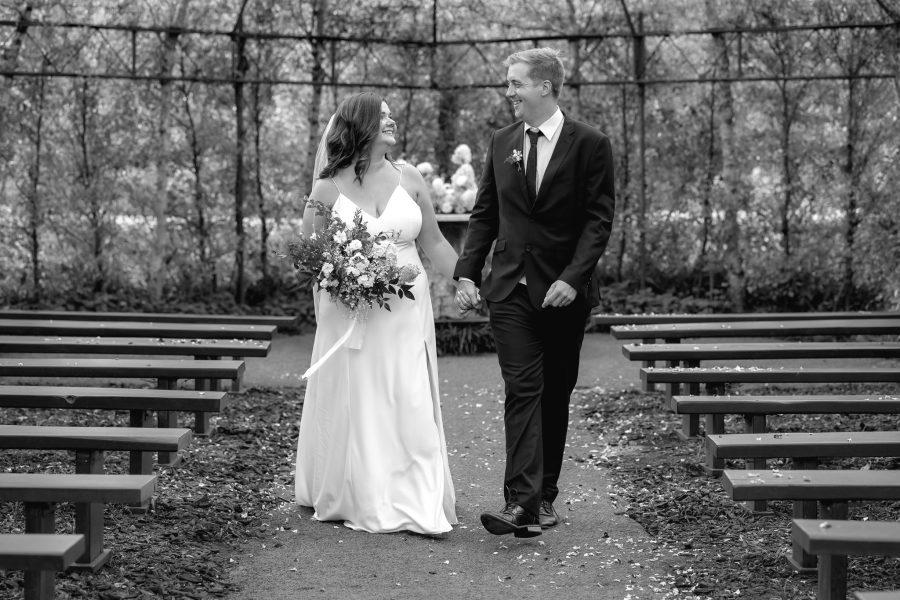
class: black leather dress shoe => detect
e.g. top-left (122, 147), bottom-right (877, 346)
top-left (480, 503), bottom-right (542, 538)
top-left (539, 500), bottom-right (560, 529)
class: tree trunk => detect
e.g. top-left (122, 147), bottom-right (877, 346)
top-left (435, 92), bottom-right (459, 174)
top-left (432, 38), bottom-right (460, 173)
top-left (401, 87), bottom-right (415, 155)
top-left (232, 2), bottom-right (250, 304)
top-left (706, 3), bottom-right (746, 311)
top-left (615, 87), bottom-right (630, 282)
top-left (0, 3), bottom-right (32, 191)
top-left (252, 80), bottom-right (270, 287)
top-left (73, 79), bottom-right (104, 294)
top-left (567, 39), bottom-right (585, 117)
top-left (181, 84), bottom-right (214, 293)
top-left (27, 68), bottom-right (46, 301)
top-left (700, 84), bottom-right (716, 295)
top-left (779, 83), bottom-right (795, 258)
top-left (0, 3), bottom-right (32, 137)
top-left (305, 0), bottom-right (328, 191)
top-left (149, 0), bottom-right (190, 306)
top-left (251, 0), bottom-right (276, 291)
top-left (841, 76), bottom-right (860, 309)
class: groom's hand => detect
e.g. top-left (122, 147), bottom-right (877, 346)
top-left (456, 279), bottom-right (482, 314)
top-left (542, 280), bottom-right (576, 308)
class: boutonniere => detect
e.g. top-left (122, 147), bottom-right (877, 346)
top-left (504, 149), bottom-right (523, 172)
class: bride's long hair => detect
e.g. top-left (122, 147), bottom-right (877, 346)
top-left (319, 92), bottom-right (392, 184)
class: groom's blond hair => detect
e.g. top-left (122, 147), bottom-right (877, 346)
top-left (504, 48), bottom-right (565, 98)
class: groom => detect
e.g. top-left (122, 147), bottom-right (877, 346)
top-left (454, 48), bottom-right (615, 537)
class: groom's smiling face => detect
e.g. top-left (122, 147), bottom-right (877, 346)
top-left (505, 62), bottom-right (545, 124)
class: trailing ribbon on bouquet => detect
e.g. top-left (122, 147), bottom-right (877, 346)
top-left (301, 314), bottom-right (366, 380)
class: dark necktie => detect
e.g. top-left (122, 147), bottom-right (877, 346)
top-left (525, 128), bottom-right (542, 202)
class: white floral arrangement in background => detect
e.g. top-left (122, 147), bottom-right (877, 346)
top-left (416, 143), bottom-right (478, 214)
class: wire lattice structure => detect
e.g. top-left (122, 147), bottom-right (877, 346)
top-left (0, 15), bottom-right (897, 88)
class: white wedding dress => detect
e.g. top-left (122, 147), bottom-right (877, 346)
top-left (294, 178), bottom-right (457, 534)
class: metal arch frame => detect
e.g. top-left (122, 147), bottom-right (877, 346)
top-left (0, 16), bottom-right (897, 88)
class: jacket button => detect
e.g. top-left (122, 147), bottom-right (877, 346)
top-left (525, 245), bottom-right (532, 252)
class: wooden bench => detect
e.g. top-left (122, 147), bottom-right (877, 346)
top-left (616, 319), bottom-right (900, 391)
top-left (0, 473), bottom-right (157, 571)
top-left (593, 311), bottom-right (900, 330)
top-left (0, 424), bottom-right (192, 473)
top-left (643, 367), bottom-right (900, 438)
top-left (0, 309), bottom-right (298, 329)
top-left (707, 430), bottom-right (900, 509)
top-left (855, 592), bottom-right (900, 600)
top-left (0, 335), bottom-right (271, 359)
top-left (623, 341), bottom-right (900, 365)
top-left (0, 384), bottom-right (229, 439)
top-left (723, 469), bottom-right (900, 571)
top-left (0, 533), bottom-right (85, 600)
top-left (625, 341), bottom-right (900, 393)
top-left (793, 519), bottom-right (900, 600)
top-left (673, 393), bottom-right (900, 435)
top-left (708, 431), bottom-right (900, 466)
top-left (0, 358), bottom-right (242, 437)
top-left (0, 318), bottom-right (277, 340)
top-left (611, 318), bottom-right (900, 342)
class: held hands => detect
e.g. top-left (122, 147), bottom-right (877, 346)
top-left (455, 279), bottom-right (482, 315)
top-left (542, 280), bottom-right (577, 308)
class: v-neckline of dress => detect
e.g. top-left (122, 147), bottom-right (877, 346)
top-left (337, 185), bottom-right (400, 220)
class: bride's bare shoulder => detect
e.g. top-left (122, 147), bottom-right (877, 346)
top-left (309, 177), bottom-right (340, 208)
top-left (399, 162), bottom-right (427, 195)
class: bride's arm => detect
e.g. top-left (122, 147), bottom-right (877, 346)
top-left (405, 166), bottom-right (458, 280)
top-left (301, 179), bottom-right (340, 238)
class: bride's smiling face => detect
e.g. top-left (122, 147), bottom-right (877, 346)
top-left (379, 102), bottom-right (397, 147)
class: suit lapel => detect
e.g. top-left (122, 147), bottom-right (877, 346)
top-left (499, 125), bottom-right (530, 203)
top-left (533, 117), bottom-right (575, 209)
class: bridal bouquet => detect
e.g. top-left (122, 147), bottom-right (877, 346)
top-left (285, 199), bottom-right (420, 317)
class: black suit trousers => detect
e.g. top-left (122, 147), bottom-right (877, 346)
top-left (487, 284), bottom-right (590, 516)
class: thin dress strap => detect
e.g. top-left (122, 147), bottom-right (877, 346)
top-left (330, 177), bottom-right (342, 196)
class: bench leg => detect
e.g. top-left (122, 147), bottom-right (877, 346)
top-left (193, 378), bottom-right (219, 436)
top-left (679, 414), bottom-right (700, 440)
top-left (743, 414), bottom-right (766, 434)
top-left (128, 409), bottom-right (154, 513)
top-left (157, 378), bottom-right (181, 467)
top-left (23, 502), bottom-right (57, 597)
top-left (23, 568), bottom-right (54, 600)
top-left (663, 360), bottom-right (680, 401)
top-left (72, 450), bottom-right (109, 571)
top-left (193, 374), bottom-right (212, 436)
top-left (817, 553), bottom-right (847, 600)
top-left (705, 382), bottom-right (726, 396)
top-left (129, 409), bottom-right (154, 475)
top-left (815, 501), bottom-right (850, 600)
top-left (787, 458), bottom-right (821, 572)
top-left (742, 414), bottom-right (769, 513)
top-left (641, 338), bottom-right (657, 391)
top-left (194, 357), bottom-right (216, 434)
top-left (230, 355), bottom-right (244, 392)
top-left (703, 414), bottom-right (725, 476)
top-left (677, 374), bottom-right (703, 440)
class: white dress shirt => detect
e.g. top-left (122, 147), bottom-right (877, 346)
top-left (524, 107), bottom-right (564, 194)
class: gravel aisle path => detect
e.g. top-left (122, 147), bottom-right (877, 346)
top-left (225, 334), bottom-right (679, 599)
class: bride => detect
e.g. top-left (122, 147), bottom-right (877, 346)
top-left (294, 92), bottom-right (459, 534)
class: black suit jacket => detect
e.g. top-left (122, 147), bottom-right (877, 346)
top-left (454, 114), bottom-right (616, 308)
